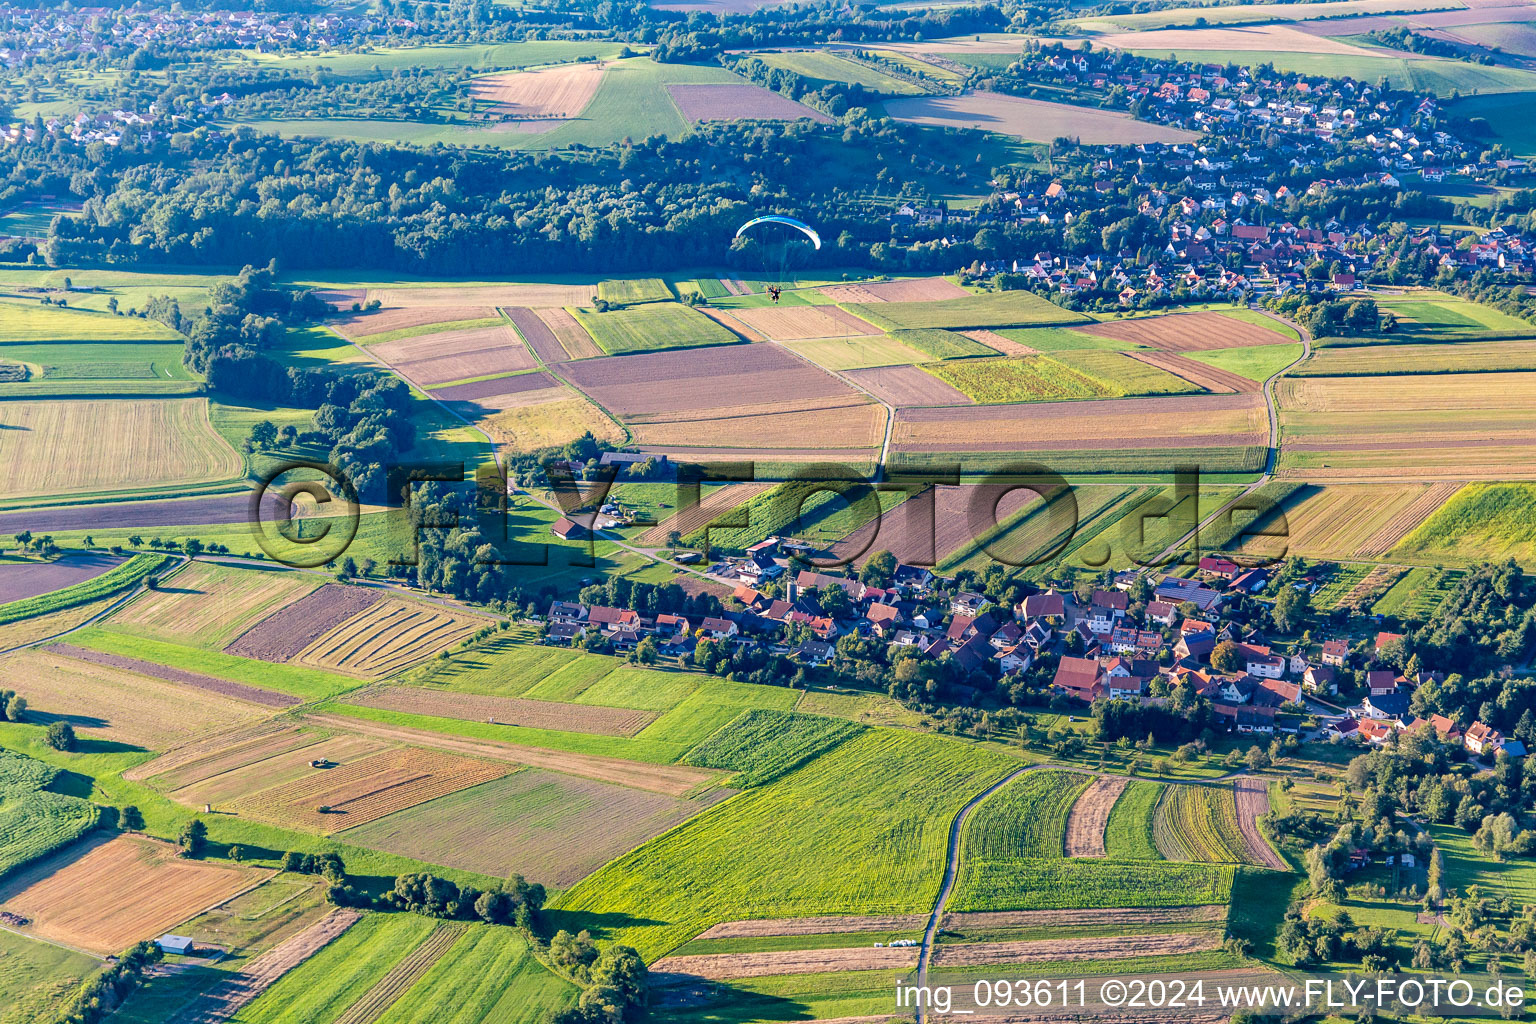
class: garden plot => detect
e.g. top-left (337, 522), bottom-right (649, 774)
top-left (1152, 785), bottom-right (1251, 865)
top-left (0, 834), bottom-right (267, 955)
top-left (1064, 776), bottom-right (1129, 859)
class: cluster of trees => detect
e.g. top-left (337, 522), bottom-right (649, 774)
top-left (382, 871), bottom-right (547, 929)
top-left (0, 687), bottom-right (26, 724)
top-left (1276, 906), bottom-right (1397, 969)
top-left (547, 930), bottom-right (648, 1024)
top-left (1264, 295), bottom-right (1380, 337)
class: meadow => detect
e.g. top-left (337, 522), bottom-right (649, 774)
top-left (754, 51), bottom-right (925, 95)
top-left (681, 710), bottom-right (864, 787)
top-left (0, 300), bottom-right (184, 343)
top-left (549, 729), bottom-right (1016, 959)
top-left (0, 929), bottom-right (101, 1024)
top-left (1187, 343), bottom-right (1302, 382)
top-left (596, 278), bottom-right (673, 304)
top-left (1075, 0), bottom-right (1458, 29)
top-left (0, 749), bottom-right (98, 882)
top-left (1102, 780), bottom-right (1163, 861)
top-left (571, 301), bottom-right (742, 355)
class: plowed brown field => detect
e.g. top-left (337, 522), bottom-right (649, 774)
top-left (1064, 776), bottom-right (1129, 858)
top-left (1075, 312), bottom-right (1284, 351)
top-left (729, 306), bottom-right (881, 340)
top-left (370, 326), bottom-right (536, 386)
top-left (893, 394), bottom-right (1264, 451)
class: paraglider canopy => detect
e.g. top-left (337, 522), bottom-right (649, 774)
top-left (735, 215), bottom-right (822, 250)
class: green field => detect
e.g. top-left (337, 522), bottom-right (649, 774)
top-left (844, 291), bottom-right (1088, 331)
top-left (1079, 0), bottom-right (1459, 29)
top-left (1392, 483), bottom-right (1536, 564)
top-left (753, 51), bottom-right (926, 95)
top-left (550, 729), bottom-right (1015, 959)
top-left (1451, 92), bottom-right (1536, 156)
top-left (0, 301), bottom-right (184, 343)
top-left (784, 335), bottom-right (930, 370)
top-left (354, 316), bottom-right (506, 346)
top-left (0, 749), bottom-right (98, 881)
top-left (0, 929), bottom-right (101, 1024)
top-left (1187, 343), bottom-right (1302, 382)
top-left (996, 326), bottom-right (1142, 351)
top-left (962, 769), bottom-right (1087, 860)
top-left (1103, 780), bottom-right (1164, 861)
top-left (682, 710), bottom-right (864, 787)
top-left (952, 847), bottom-right (1233, 912)
top-left (596, 278), bottom-right (673, 305)
top-left (530, 58), bottom-right (751, 150)
top-left (1308, 563), bottom-right (1375, 612)
top-left (889, 328), bottom-right (999, 359)
top-left (1152, 785), bottom-right (1249, 865)
top-left (572, 302), bottom-right (742, 355)
top-left (921, 351), bottom-right (1198, 404)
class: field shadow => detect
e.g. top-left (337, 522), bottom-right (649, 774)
top-left (541, 908), bottom-right (665, 939)
top-left (46, 769), bottom-right (95, 799)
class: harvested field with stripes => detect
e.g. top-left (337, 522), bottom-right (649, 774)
top-left (562, 343), bottom-right (860, 419)
top-left (0, 648), bottom-right (270, 749)
top-left (294, 598), bottom-right (494, 678)
top-left (45, 643), bottom-right (299, 708)
top-left (820, 277), bottom-right (970, 303)
top-left (104, 561), bottom-right (320, 650)
top-left (931, 930), bottom-right (1222, 966)
top-left (1278, 372), bottom-right (1536, 479)
top-left (1076, 311), bottom-right (1287, 351)
top-left (231, 747), bottom-right (510, 833)
top-left (1250, 483), bottom-right (1461, 560)
top-left (161, 732), bottom-right (397, 809)
top-left (843, 364), bottom-right (972, 406)
top-left (1294, 338), bottom-right (1536, 376)
top-left (345, 769), bottom-right (731, 886)
top-left (0, 834), bottom-right (267, 954)
top-left (726, 305), bottom-right (879, 340)
top-left (306, 712), bottom-right (723, 796)
top-left (344, 684), bottom-right (658, 735)
top-left (225, 584), bottom-right (384, 663)
top-left (1233, 777), bottom-right (1285, 870)
top-left (486, 393), bottom-right (623, 452)
top-left (369, 325), bottom-right (536, 386)
top-left (470, 61), bottom-right (606, 119)
top-left (639, 483), bottom-right (775, 544)
top-left (629, 401), bottom-right (886, 450)
top-left (366, 284), bottom-right (595, 307)
top-left (1124, 350), bottom-right (1256, 393)
top-left (892, 394), bottom-right (1265, 451)
top-left (652, 944), bottom-right (915, 982)
top-left (0, 398), bottom-right (240, 502)
top-left (332, 306), bottom-right (496, 341)
top-left (944, 905), bottom-right (1226, 931)
top-left (1064, 776), bottom-right (1128, 859)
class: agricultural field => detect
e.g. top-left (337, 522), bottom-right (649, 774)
top-left (1295, 338), bottom-right (1536, 376)
top-left (782, 334), bottom-right (931, 371)
top-left (818, 277), bottom-right (970, 303)
top-left (1064, 776), bottom-right (1129, 859)
top-left (228, 746), bottom-right (511, 834)
top-left (550, 729), bottom-right (1017, 959)
top-left (1235, 482), bottom-right (1461, 561)
top-left (571, 301), bottom-right (742, 355)
top-left (0, 834), bottom-right (267, 954)
top-left (0, 647), bottom-right (273, 750)
top-left (751, 50), bottom-right (925, 95)
top-left (1152, 785), bottom-right (1250, 865)
top-left (1391, 482), bottom-right (1536, 564)
top-left (595, 278), bottom-right (673, 305)
top-left (724, 304), bottom-right (879, 341)
top-left (681, 710), bottom-right (864, 787)
top-left (225, 583), bottom-right (385, 663)
top-left (0, 398), bottom-right (241, 502)
top-left (883, 92), bottom-right (1200, 145)
top-left (470, 60), bottom-right (607, 125)
top-left (333, 306), bottom-right (501, 343)
top-left (1074, 0), bottom-right (1459, 30)
top-left (368, 325), bottom-right (537, 387)
top-left (952, 769), bottom-right (1234, 912)
top-left (0, 930), bottom-right (102, 1024)
top-left (345, 684), bottom-right (658, 736)
top-left (0, 551), bottom-right (124, 605)
top-left (921, 351), bottom-right (1201, 404)
top-left (293, 597), bottom-right (495, 678)
top-left (843, 291), bottom-right (1089, 331)
top-left (843, 364), bottom-right (973, 406)
top-left (0, 299), bottom-right (185, 343)
top-left (668, 83), bottom-right (831, 123)
top-left (0, 749), bottom-right (98, 882)
top-left (1076, 310), bottom-right (1294, 351)
top-left (344, 769), bottom-right (728, 885)
top-left (1277, 372), bottom-right (1536, 480)
top-left (103, 561), bottom-right (321, 650)
top-left (1102, 780), bottom-right (1164, 861)
top-left (484, 393), bottom-right (624, 452)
